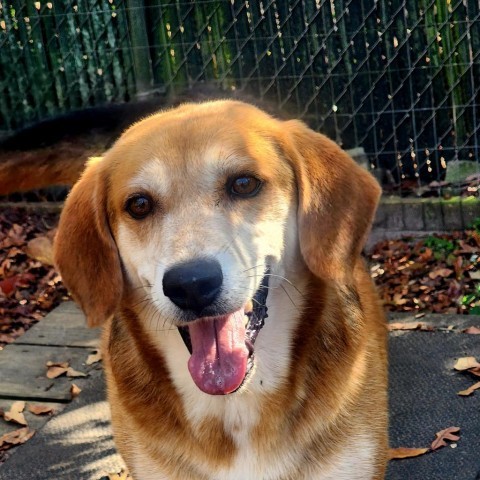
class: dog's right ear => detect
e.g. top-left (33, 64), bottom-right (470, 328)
top-left (54, 158), bottom-right (123, 327)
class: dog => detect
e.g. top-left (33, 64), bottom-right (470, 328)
top-left (54, 100), bottom-right (388, 480)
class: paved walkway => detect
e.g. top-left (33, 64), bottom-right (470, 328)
top-left (0, 303), bottom-right (479, 479)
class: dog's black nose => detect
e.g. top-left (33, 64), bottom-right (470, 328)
top-left (162, 258), bottom-right (223, 313)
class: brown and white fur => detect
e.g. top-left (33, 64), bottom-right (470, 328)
top-left (54, 100), bottom-right (388, 480)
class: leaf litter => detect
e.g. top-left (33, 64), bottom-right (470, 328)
top-left (45, 360), bottom-right (87, 379)
top-left (453, 356), bottom-right (480, 396)
top-left (27, 404), bottom-right (55, 416)
top-left (0, 208), bottom-right (67, 346)
top-left (389, 426), bottom-right (461, 460)
top-left (368, 230), bottom-right (480, 315)
top-left (1, 401), bottom-right (27, 426)
top-left (0, 428), bottom-right (35, 452)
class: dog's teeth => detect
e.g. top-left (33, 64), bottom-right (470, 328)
top-left (245, 299), bottom-right (253, 313)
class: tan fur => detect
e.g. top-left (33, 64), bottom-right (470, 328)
top-left (0, 142), bottom-right (95, 195)
top-left (54, 100), bottom-right (388, 480)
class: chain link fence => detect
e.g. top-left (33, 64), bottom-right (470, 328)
top-left (1, 0), bottom-right (479, 191)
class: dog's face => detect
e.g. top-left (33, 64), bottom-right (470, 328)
top-left (110, 103), bottom-right (295, 318)
top-left (54, 100), bottom-right (381, 396)
top-left (108, 104), bottom-right (296, 394)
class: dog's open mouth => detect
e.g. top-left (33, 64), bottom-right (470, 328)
top-left (178, 272), bottom-right (269, 395)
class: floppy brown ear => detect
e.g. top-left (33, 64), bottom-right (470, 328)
top-left (54, 158), bottom-right (123, 327)
top-left (282, 120), bottom-right (381, 283)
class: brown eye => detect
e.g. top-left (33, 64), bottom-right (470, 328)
top-left (230, 176), bottom-right (262, 198)
top-left (126, 194), bottom-right (153, 219)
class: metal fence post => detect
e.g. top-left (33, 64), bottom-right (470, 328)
top-left (126, 0), bottom-right (153, 96)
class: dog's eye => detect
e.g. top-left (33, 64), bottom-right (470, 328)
top-left (125, 194), bottom-right (153, 219)
top-left (230, 176), bottom-right (262, 198)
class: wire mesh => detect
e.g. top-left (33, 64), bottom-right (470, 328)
top-left (0, 0), bottom-right (479, 190)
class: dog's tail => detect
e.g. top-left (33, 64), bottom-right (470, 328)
top-left (0, 89), bottom-right (284, 196)
top-left (0, 143), bottom-right (97, 195)
top-left (0, 100), bottom-right (170, 196)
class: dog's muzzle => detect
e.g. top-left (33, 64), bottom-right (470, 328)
top-left (177, 271), bottom-right (270, 395)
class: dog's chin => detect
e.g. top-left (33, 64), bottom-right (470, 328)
top-left (177, 275), bottom-right (270, 396)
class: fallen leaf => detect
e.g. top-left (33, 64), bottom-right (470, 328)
top-left (70, 383), bottom-right (82, 399)
top-left (0, 273), bottom-right (35, 296)
top-left (388, 322), bottom-right (434, 332)
top-left (467, 367), bottom-right (480, 377)
top-left (25, 235), bottom-right (54, 265)
top-left (27, 404), bottom-right (55, 415)
top-left (46, 361), bottom-right (69, 368)
top-left (453, 357), bottom-right (480, 371)
top-left (431, 427), bottom-right (460, 451)
top-left (392, 293), bottom-right (408, 305)
top-left (105, 469), bottom-right (132, 479)
top-left (458, 381), bottom-right (480, 396)
top-left (388, 447), bottom-right (429, 460)
top-left (66, 367), bottom-right (87, 378)
top-left (2, 401), bottom-right (27, 426)
top-left (0, 427), bottom-right (35, 451)
top-left (463, 326), bottom-right (480, 335)
top-left (46, 362), bottom-right (69, 379)
top-left (86, 350), bottom-right (102, 365)
top-left (429, 268), bottom-right (454, 279)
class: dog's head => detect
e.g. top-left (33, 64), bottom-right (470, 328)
top-left (54, 100), bottom-right (380, 395)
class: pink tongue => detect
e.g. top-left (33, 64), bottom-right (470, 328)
top-left (187, 309), bottom-right (249, 395)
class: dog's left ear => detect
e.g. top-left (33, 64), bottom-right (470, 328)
top-left (281, 120), bottom-right (381, 283)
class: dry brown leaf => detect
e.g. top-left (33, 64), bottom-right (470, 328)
top-left (428, 268), bottom-right (454, 279)
top-left (25, 235), bottom-right (54, 265)
top-left (27, 404), bottom-right (55, 415)
top-left (46, 365), bottom-right (69, 379)
top-left (453, 357), bottom-right (480, 371)
top-left (66, 367), bottom-right (87, 378)
top-left (458, 381), bottom-right (480, 396)
top-left (0, 427), bottom-right (35, 451)
top-left (431, 426), bottom-right (460, 451)
top-left (3, 401), bottom-right (27, 426)
top-left (467, 367), bottom-right (480, 377)
top-left (388, 322), bottom-right (433, 332)
top-left (86, 350), bottom-right (102, 365)
top-left (463, 326), bottom-right (480, 335)
top-left (70, 383), bottom-right (82, 399)
top-left (46, 361), bottom-right (69, 368)
top-left (45, 361), bottom-right (86, 379)
top-left (388, 447), bottom-right (429, 460)
top-left (106, 469), bottom-right (132, 479)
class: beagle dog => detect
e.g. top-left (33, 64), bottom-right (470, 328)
top-left (54, 100), bottom-right (388, 480)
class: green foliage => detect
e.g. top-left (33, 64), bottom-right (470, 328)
top-left (461, 284), bottom-right (480, 314)
top-left (469, 217), bottom-right (480, 233)
top-left (423, 236), bottom-right (456, 255)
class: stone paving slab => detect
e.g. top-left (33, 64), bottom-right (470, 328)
top-left (0, 343), bottom-right (97, 402)
top-left (15, 302), bottom-right (99, 348)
